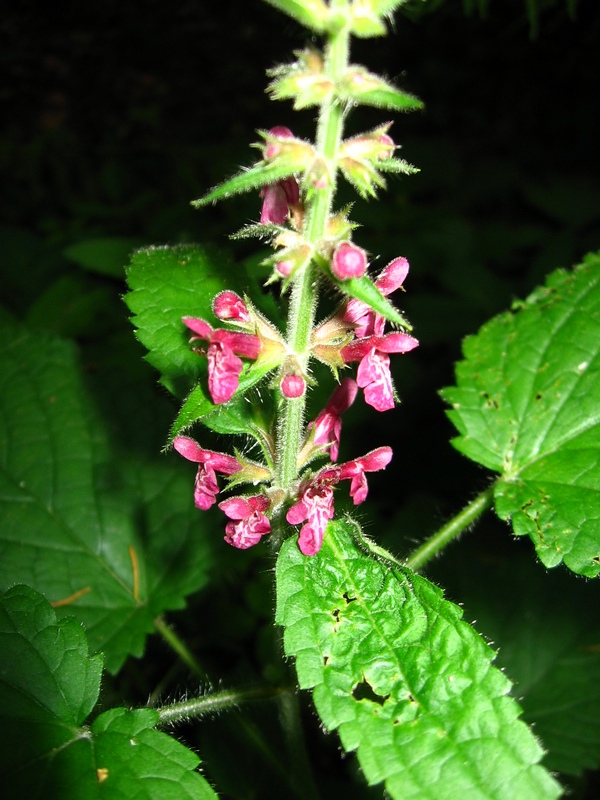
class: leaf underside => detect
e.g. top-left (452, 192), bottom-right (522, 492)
top-left (441, 252), bottom-right (600, 577)
top-left (276, 519), bottom-right (561, 800)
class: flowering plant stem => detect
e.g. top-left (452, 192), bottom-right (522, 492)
top-left (405, 484), bottom-right (496, 571)
top-left (275, 17), bottom-right (349, 496)
top-left (156, 685), bottom-right (289, 726)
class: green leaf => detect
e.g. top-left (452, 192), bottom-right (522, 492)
top-left (262, 0), bottom-right (330, 32)
top-left (0, 317), bottom-right (215, 672)
top-left (191, 161), bottom-right (299, 208)
top-left (169, 358), bottom-right (277, 444)
top-left (430, 548), bottom-right (600, 777)
top-left (276, 519), bottom-right (561, 799)
top-left (334, 274), bottom-right (413, 331)
top-left (64, 236), bottom-right (141, 278)
top-left (441, 252), bottom-right (600, 577)
top-left (92, 708), bottom-right (218, 799)
top-left (0, 585), bottom-right (217, 799)
top-left (124, 244), bottom-right (255, 397)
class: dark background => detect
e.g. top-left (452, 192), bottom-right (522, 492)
top-left (2, 1), bottom-right (600, 796)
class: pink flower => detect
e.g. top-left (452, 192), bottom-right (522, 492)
top-left (339, 446), bottom-right (393, 504)
top-left (281, 373), bottom-right (306, 398)
top-left (286, 447), bottom-right (392, 554)
top-left (219, 495), bottom-right (272, 549)
top-left (259, 177), bottom-right (300, 225)
top-left (309, 378), bottom-right (358, 461)
top-left (173, 436), bottom-right (241, 510)
top-left (183, 317), bottom-right (261, 404)
top-left (342, 332), bottom-right (418, 412)
top-left (263, 126), bottom-right (295, 159)
top-left (212, 291), bottom-right (251, 325)
top-left (343, 256), bottom-right (409, 338)
top-left (331, 241), bottom-right (368, 280)
top-left (286, 470), bottom-right (338, 556)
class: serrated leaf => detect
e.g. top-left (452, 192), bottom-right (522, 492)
top-left (441, 252), bottom-right (600, 577)
top-left (0, 585), bottom-right (217, 800)
top-left (334, 274), bottom-right (413, 331)
top-left (0, 317), bottom-right (215, 672)
top-left (276, 519), bottom-right (561, 799)
top-left (92, 708), bottom-right (218, 799)
top-left (124, 244), bottom-right (274, 398)
top-left (191, 161), bottom-right (299, 208)
top-left (263, 0), bottom-right (330, 32)
top-left (124, 245), bottom-right (224, 396)
top-left (169, 359), bottom-right (277, 444)
top-left (431, 548), bottom-right (600, 777)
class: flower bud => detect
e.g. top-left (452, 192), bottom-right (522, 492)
top-left (281, 373), bottom-right (306, 399)
top-left (213, 291), bottom-right (251, 325)
top-left (340, 125), bottom-right (395, 162)
top-left (331, 241), bottom-right (368, 280)
top-left (262, 128), bottom-right (315, 170)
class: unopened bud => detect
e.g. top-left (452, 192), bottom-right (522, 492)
top-left (281, 374), bottom-right (306, 398)
top-left (262, 128), bottom-right (315, 170)
top-left (304, 157), bottom-right (330, 191)
top-left (213, 291), bottom-right (251, 324)
top-left (340, 125), bottom-right (395, 162)
top-left (331, 241), bottom-right (368, 280)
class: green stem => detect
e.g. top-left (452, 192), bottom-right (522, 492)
top-left (156, 685), bottom-right (286, 727)
top-left (405, 485), bottom-right (495, 572)
top-left (154, 616), bottom-right (209, 681)
top-left (275, 16), bottom-right (351, 494)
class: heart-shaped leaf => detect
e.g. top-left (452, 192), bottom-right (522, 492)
top-left (441, 252), bottom-right (600, 577)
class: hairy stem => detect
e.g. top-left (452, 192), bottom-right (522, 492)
top-left (405, 485), bottom-right (495, 572)
top-left (276, 14), bottom-right (351, 494)
top-left (156, 685), bottom-right (286, 726)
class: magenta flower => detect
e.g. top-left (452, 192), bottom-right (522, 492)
top-left (212, 291), bottom-right (251, 325)
top-left (331, 241), bottom-right (368, 280)
top-left (263, 125), bottom-right (295, 159)
top-left (183, 316), bottom-right (261, 404)
top-left (259, 177), bottom-right (300, 225)
top-left (339, 446), bottom-right (393, 505)
top-left (219, 494), bottom-right (272, 549)
top-left (343, 256), bottom-right (410, 338)
top-left (309, 377), bottom-right (358, 461)
top-left (281, 373), bottom-right (306, 398)
top-left (173, 436), bottom-right (241, 510)
top-left (342, 332), bottom-right (418, 412)
top-left (286, 470), bottom-right (338, 556)
top-left (287, 447), bottom-right (392, 555)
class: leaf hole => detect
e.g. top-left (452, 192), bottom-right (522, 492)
top-left (342, 591), bottom-right (356, 605)
top-left (535, 392), bottom-right (543, 401)
top-left (332, 608), bottom-right (340, 621)
top-left (352, 679), bottom-right (389, 706)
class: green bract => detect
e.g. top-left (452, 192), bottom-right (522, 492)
top-left (276, 519), bottom-right (561, 799)
top-left (442, 252), bottom-right (600, 577)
